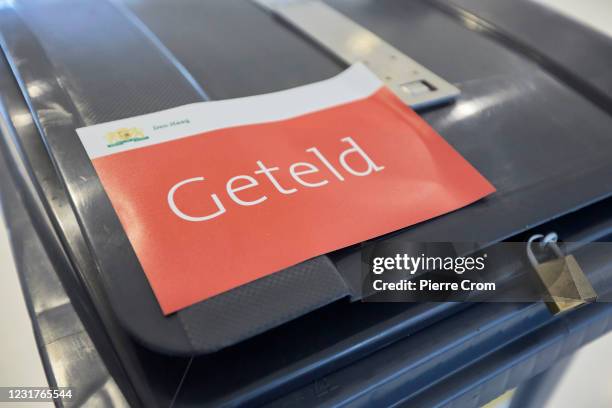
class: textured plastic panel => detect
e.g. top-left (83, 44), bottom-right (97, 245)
top-left (3, 0), bottom-right (612, 406)
top-left (268, 256), bottom-right (612, 407)
top-left (0, 0), bottom-right (349, 355)
top-left (446, 0), bottom-right (612, 101)
top-left (403, 303), bottom-right (612, 408)
top-left (0, 131), bottom-right (129, 408)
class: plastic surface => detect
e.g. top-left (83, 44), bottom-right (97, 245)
top-left (4, 0), bottom-right (612, 355)
top-left (0, 120), bottom-right (129, 408)
top-left (78, 65), bottom-right (492, 314)
top-left (0, 0), bottom-right (351, 355)
top-left (2, 0), bottom-right (612, 406)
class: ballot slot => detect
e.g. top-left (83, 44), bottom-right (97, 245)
top-left (253, 0), bottom-right (460, 109)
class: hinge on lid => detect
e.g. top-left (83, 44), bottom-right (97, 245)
top-left (253, 0), bottom-right (460, 109)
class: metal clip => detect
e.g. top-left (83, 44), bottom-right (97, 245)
top-left (252, 0), bottom-right (460, 109)
top-left (527, 233), bottom-right (597, 314)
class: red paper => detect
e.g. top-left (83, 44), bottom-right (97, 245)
top-left (77, 64), bottom-right (495, 314)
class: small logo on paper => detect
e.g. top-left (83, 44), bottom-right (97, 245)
top-left (106, 128), bottom-right (149, 147)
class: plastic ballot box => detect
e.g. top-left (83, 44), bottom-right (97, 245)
top-left (1, 0), bottom-right (612, 407)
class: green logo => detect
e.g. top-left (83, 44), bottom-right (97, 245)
top-left (106, 128), bottom-right (149, 147)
